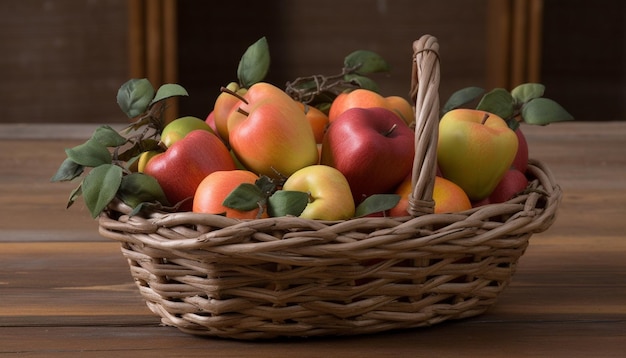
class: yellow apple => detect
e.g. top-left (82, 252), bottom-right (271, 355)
top-left (282, 165), bottom-right (355, 220)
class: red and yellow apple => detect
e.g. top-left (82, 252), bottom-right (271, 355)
top-left (437, 109), bottom-right (518, 201)
top-left (282, 164), bottom-right (355, 220)
top-left (226, 82), bottom-right (319, 178)
top-left (212, 82), bottom-right (247, 144)
top-left (320, 107), bottom-right (415, 204)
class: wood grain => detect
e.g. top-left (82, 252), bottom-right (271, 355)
top-left (1, 122), bottom-right (625, 356)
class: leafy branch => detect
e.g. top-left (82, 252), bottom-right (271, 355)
top-left (285, 50), bottom-right (391, 112)
top-left (50, 80), bottom-right (189, 218)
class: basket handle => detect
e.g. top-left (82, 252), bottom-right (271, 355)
top-left (408, 35), bottom-right (440, 217)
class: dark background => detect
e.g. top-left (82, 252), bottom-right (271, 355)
top-left (1, 0), bottom-right (624, 124)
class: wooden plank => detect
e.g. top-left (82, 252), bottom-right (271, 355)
top-left (1, 322), bottom-right (625, 357)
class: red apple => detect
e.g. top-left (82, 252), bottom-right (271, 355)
top-left (320, 107), bottom-right (415, 204)
top-left (472, 168), bottom-right (529, 206)
top-left (512, 127), bottom-right (529, 173)
top-left (144, 129), bottom-right (236, 211)
top-left (205, 110), bottom-right (219, 137)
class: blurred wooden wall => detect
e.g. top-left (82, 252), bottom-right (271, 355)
top-left (0, 1), bottom-right (128, 124)
top-left (1, 0), bottom-right (624, 124)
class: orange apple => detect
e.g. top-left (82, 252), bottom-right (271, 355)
top-left (296, 101), bottom-right (329, 144)
top-left (282, 165), bottom-right (355, 220)
top-left (227, 82), bottom-right (319, 179)
top-left (193, 170), bottom-right (267, 219)
top-left (389, 176), bottom-right (471, 216)
top-left (328, 88), bottom-right (415, 125)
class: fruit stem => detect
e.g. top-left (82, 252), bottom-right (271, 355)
top-left (220, 86), bottom-right (249, 104)
top-left (383, 123), bottom-right (398, 137)
top-left (236, 107), bottom-right (250, 117)
top-left (481, 113), bottom-right (490, 125)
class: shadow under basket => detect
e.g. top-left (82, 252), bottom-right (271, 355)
top-left (97, 35), bottom-right (562, 340)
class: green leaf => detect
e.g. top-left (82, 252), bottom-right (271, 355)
top-left (222, 183), bottom-right (265, 211)
top-left (476, 88), bottom-right (515, 120)
top-left (521, 98), bottom-right (574, 125)
top-left (92, 125), bottom-right (127, 147)
top-left (66, 183), bottom-right (82, 209)
top-left (50, 157), bottom-right (84, 182)
top-left (118, 172), bottom-right (169, 208)
top-left (150, 83), bottom-right (189, 106)
top-left (268, 190), bottom-right (309, 217)
top-left (354, 194), bottom-right (401, 218)
top-left (237, 37), bottom-right (270, 88)
top-left (344, 50), bottom-right (390, 74)
top-left (344, 74), bottom-right (379, 92)
top-left (81, 164), bottom-right (123, 218)
top-left (116, 78), bottom-right (155, 118)
top-left (511, 83), bottom-right (545, 105)
top-left (442, 86), bottom-right (484, 115)
top-left (65, 139), bottom-right (112, 167)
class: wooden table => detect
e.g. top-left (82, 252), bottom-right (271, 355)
top-left (1, 121), bottom-right (625, 357)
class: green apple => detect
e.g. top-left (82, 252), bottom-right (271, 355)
top-left (160, 116), bottom-right (214, 148)
top-left (437, 109), bottom-right (518, 201)
top-left (282, 164), bottom-right (355, 220)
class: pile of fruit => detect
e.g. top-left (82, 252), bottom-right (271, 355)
top-left (52, 37), bottom-right (572, 221)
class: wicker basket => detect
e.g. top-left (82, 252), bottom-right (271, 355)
top-left (98, 35), bottom-right (561, 340)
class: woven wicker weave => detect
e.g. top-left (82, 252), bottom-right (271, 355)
top-left (98, 35), bottom-right (561, 339)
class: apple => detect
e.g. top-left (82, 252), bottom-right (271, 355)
top-left (282, 165), bottom-right (355, 220)
top-left (160, 116), bottom-right (214, 148)
top-left (389, 175), bottom-right (471, 216)
top-left (213, 82), bottom-right (247, 144)
top-left (473, 168), bottom-right (529, 206)
top-left (328, 88), bottom-right (415, 125)
top-left (437, 109), bottom-right (518, 201)
top-left (144, 130), bottom-right (236, 211)
top-left (193, 170), bottom-right (267, 219)
top-left (320, 107), bottom-right (415, 204)
top-left (226, 82), bottom-right (319, 179)
top-left (205, 111), bottom-right (218, 135)
top-left (136, 150), bottom-right (161, 173)
top-left (296, 101), bottom-right (329, 144)
top-left (511, 127), bottom-right (529, 173)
